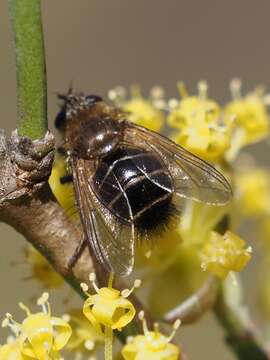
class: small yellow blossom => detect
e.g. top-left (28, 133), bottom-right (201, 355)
top-left (66, 309), bottom-right (104, 358)
top-left (224, 79), bottom-right (269, 158)
top-left (236, 168), bottom-right (270, 217)
top-left (81, 273), bottom-right (140, 360)
top-left (201, 230), bottom-right (252, 279)
top-left (108, 85), bottom-right (165, 131)
top-left (49, 157), bottom-right (77, 219)
top-left (168, 82), bottom-right (231, 162)
top-left (81, 273), bottom-right (139, 334)
top-left (0, 337), bottom-right (30, 360)
top-left (122, 311), bottom-right (181, 360)
top-left (25, 246), bottom-right (64, 289)
top-left (1, 293), bottom-right (71, 360)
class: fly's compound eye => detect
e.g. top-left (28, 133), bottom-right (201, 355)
top-left (55, 106), bottom-right (67, 130)
top-left (85, 95), bottom-right (103, 106)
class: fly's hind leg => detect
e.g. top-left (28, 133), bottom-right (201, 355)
top-left (68, 236), bottom-right (87, 269)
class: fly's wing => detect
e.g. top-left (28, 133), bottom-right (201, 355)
top-left (124, 123), bottom-right (232, 205)
top-left (72, 158), bottom-right (135, 276)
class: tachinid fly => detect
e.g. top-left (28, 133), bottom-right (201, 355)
top-left (55, 91), bottom-right (232, 276)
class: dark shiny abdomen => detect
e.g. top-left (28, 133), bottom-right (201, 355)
top-left (92, 147), bottom-right (174, 233)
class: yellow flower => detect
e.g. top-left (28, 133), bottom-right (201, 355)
top-left (1, 293), bottom-right (71, 360)
top-left (81, 273), bottom-right (139, 334)
top-left (224, 79), bottom-right (269, 159)
top-left (66, 308), bottom-right (104, 357)
top-left (121, 311), bottom-right (181, 360)
top-left (81, 273), bottom-right (140, 360)
top-left (201, 230), bottom-right (252, 279)
top-left (25, 246), bottom-right (64, 289)
top-left (0, 337), bottom-right (30, 360)
top-left (167, 82), bottom-right (231, 162)
top-left (49, 157), bottom-right (77, 219)
top-left (235, 168), bottom-right (270, 217)
top-left (108, 85), bottom-right (165, 131)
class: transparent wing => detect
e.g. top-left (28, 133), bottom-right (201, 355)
top-left (124, 123), bottom-right (232, 205)
top-left (72, 158), bottom-right (134, 276)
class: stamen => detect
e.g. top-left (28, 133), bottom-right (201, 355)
top-left (37, 292), bottom-right (50, 314)
top-left (7, 335), bottom-right (15, 344)
top-left (62, 314), bottom-right (71, 322)
top-left (121, 279), bottom-right (142, 298)
top-left (19, 302), bottom-right (31, 316)
top-left (89, 273), bottom-right (99, 293)
top-left (198, 81), bottom-right (208, 100)
top-left (177, 82), bottom-right (188, 98)
top-left (150, 86), bottom-right (164, 100)
top-left (138, 311), bottom-right (149, 335)
top-left (80, 282), bottom-right (89, 293)
top-left (153, 99), bottom-right (167, 110)
top-left (5, 313), bottom-right (12, 320)
top-left (263, 94), bottom-right (270, 105)
top-left (126, 336), bottom-right (134, 344)
top-left (2, 314), bottom-right (21, 336)
top-left (153, 322), bottom-right (160, 333)
top-left (108, 86), bottom-right (126, 102)
top-left (167, 319), bottom-right (181, 343)
top-left (108, 89), bottom-right (117, 101)
top-left (108, 272), bottom-right (114, 288)
top-left (168, 98), bottom-right (179, 109)
top-left (230, 78), bottom-right (242, 99)
top-left (2, 318), bottom-right (9, 328)
top-left (130, 84), bottom-right (142, 98)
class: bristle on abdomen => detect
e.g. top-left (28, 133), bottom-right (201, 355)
top-left (135, 193), bottom-right (180, 240)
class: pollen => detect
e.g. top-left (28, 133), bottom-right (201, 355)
top-left (200, 230), bottom-right (252, 279)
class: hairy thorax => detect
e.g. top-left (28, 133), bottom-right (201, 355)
top-left (65, 104), bottom-right (125, 159)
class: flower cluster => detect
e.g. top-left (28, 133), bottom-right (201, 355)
top-left (168, 81), bottom-right (230, 162)
top-left (37, 79), bottom-right (270, 357)
top-left (122, 311), bottom-right (181, 360)
top-left (80, 273), bottom-right (139, 335)
top-left (65, 309), bottom-right (104, 359)
top-left (25, 246), bottom-right (64, 290)
top-left (105, 80), bottom-right (270, 318)
top-left (200, 230), bottom-right (252, 279)
top-left (1, 293), bottom-right (71, 360)
top-left (108, 85), bottom-right (165, 132)
top-left (109, 80), bottom-right (269, 164)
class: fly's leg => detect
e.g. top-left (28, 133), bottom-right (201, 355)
top-left (68, 236), bottom-right (87, 269)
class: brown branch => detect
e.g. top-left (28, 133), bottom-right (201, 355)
top-left (0, 130), bottom-right (95, 294)
top-left (163, 276), bottom-right (219, 325)
top-left (0, 129), bottom-right (151, 335)
top-left (0, 129), bottom-right (193, 360)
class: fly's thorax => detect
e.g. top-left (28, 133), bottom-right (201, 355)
top-left (65, 113), bottom-right (125, 159)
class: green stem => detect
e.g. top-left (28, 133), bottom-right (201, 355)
top-left (214, 278), bottom-right (269, 360)
top-left (104, 326), bottom-right (113, 360)
top-left (8, 0), bottom-right (47, 139)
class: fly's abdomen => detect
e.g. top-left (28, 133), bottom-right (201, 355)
top-left (92, 147), bottom-right (174, 234)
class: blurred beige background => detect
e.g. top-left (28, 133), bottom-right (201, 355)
top-left (0, 0), bottom-right (270, 359)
